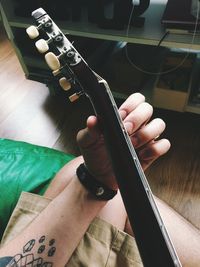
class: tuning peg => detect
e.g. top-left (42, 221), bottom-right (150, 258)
top-left (45, 52), bottom-right (60, 71)
top-left (26, 25), bottom-right (39, 39)
top-left (35, 39), bottom-right (49, 53)
top-left (59, 77), bottom-right (71, 91)
top-left (69, 93), bottom-right (80, 102)
top-left (35, 35), bottom-right (60, 54)
top-left (26, 16), bottom-right (53, 39)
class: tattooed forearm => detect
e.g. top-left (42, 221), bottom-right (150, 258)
top-left (0, 236), bottom-right (56, 266)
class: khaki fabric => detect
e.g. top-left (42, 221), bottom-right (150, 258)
top-left (1, 192), bottom-right (142, 267)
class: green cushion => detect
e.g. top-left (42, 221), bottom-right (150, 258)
top-left (0, 138), bottom-right (75, 240)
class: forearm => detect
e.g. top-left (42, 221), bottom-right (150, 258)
top-left (155, 197), bottom-right (200, 267)
top-left (125, 197), bottom-right (200, 267)
top-left (0, 177), bottom-right (106, 266)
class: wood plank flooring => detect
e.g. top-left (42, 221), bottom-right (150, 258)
top-left (0, 24), bottom-right (200, 230)
top-left (0, 25), bottom-right (92, 155)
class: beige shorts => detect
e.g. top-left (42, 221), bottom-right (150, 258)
top-left (1, 192), bottom-right (142, 267)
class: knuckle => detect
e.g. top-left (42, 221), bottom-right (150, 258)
top-left (76, 129), bottom-right (86, 146)
top-left (134, 92), bottom-right (145, 101)
top-left (141, 102), bottom-right (153, 114)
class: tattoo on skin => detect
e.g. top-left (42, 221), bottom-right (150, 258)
top-left (49, 239), bottom-right (55, 246)
top-left (38, 245), bottom-right (45, 254)
top-left (0, 236), bottom-right (56, 266)
top-left (39, 236), bottom-right (45, 243)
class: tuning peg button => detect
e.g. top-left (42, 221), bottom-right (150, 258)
top-left (45, 52), bottom-right (60, 71)
top-left (35, 39), bottom-right (49, 53)
top-left (26, 25), bottom-right (39, 39)
top-left (59, 77), bottom-right (71, 91)
top-left (69, 93), bottom-right (80, 102)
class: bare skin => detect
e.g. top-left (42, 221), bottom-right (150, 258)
top-left (0, 93), bottom-right (199, 267)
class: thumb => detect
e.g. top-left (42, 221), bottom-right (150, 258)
top-left (77, 116), bottom-right (101, 149)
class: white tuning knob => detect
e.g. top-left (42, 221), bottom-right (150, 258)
top-left (45, 52), bottom-right (60, 71)
top-left (26, 25), bottom-right (39, 39)
top-left (35, 39), bottom-right (49, 53)
top-left (59, 77), bottom-right (71, 91)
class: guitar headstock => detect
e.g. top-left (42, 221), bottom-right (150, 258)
top-left (26, 8), bottom-right (85, 102)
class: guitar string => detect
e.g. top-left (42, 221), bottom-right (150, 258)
top-left (124, 0), bottom-right (200, 75)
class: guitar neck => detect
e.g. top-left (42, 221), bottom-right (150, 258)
top-left (30, 8), bottom-right (182, 267)
top-left (71, 62), bottom-right (181, 267)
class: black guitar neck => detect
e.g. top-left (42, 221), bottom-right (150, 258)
top-left (30, 8), bottom-right (182, 267)
top-left (71, 62), bottom-right (181, 267)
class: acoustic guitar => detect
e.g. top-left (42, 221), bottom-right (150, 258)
top-left (26, 8), bottom-right (182, 267)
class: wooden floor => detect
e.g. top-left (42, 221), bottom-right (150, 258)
top-left (0, 25), bottom-right (93, 156)
top-left (1, 25), bottom-right (200, 230)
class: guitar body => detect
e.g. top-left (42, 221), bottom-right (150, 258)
top-left (26, 8), bottom-right (182, 267)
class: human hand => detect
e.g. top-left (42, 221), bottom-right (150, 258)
top-left (77, 93), bottom-right (170, 190)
